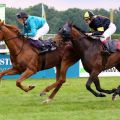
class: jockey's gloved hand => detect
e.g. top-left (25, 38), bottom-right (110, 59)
top-left (85, 33), bottom-right (92, 36)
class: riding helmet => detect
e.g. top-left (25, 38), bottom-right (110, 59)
top-left (16, 11), bottom-right (28, 19)
top-left (83, 11), bottom-right (94, 20)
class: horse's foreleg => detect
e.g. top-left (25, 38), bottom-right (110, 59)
top-left (111, 64), bottom-right (120, 100)
top-left (0, 68), bottom-right (19, 84)
top-left (16, 68), bottom-right (35, 92)
top-left (86, 71), bottom-right (106, 97)
top-left (94, 77), bottom-right (116, 94)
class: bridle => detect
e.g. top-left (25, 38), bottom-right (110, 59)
top-left (0, 25), bottom-right (25, 56)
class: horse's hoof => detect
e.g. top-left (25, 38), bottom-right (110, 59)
top-left (112, 94), bottom-right (116, 101)
top-left (40, 92), bottom-right (46, 96)
top-left (110, 88), bottom-right (117, 93)
top-left (99, 93), bottom-right (106, 97)
top-left (29, 85), bottom-right (35, 90)
top-left (42, 98), bottom-right (52, 104)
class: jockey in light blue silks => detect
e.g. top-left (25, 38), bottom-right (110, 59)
top-left (16, 11), bottom-right (49, 40)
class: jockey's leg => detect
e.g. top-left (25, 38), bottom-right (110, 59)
top-left (16, 68), bottom-right (35, 92)
top-left (32, 22), bottom-right (49, 40)
top-left (100, 23), bottom-right (116, 55)
top-left (100, 22), bottom-right (116, 42)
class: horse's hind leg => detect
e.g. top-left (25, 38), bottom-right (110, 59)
top-left (41, 60), bottom-right (73, 103)
top-left (115, 63), bottom-right (120, 72)
top-left (112, 64), bottom-right (120, 100)
top-left (40, 63), bottom-right (67, 95)
top-left (40, 65), bottom-right (61, 96)
top-left (16, 68), bottom-right (35, 92)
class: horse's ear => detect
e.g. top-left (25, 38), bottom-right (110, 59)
top-left (0, 19), bottom-right (4, 25)
top-left (68, 21), bottom-right (73, 28)
top-left (1, 20), bottom-right (5, 25)
top-left (67, 20), bottom-right (73, 25)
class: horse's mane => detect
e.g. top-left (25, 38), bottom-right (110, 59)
top-left (5, 24), bottom-right (21, 33)
top-left (4, 24), bottom-right (28, 41)
top-left (72, 24), bottom-right (102, 45)
top-left (72, 24), bottom-right (86, 34)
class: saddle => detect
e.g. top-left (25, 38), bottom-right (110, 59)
top-left (29, 38), bottom-right (57, 53)
top-left (105, 39), bottom-right (120, 53)
top-left (90, 35), bottom-right (120, 54)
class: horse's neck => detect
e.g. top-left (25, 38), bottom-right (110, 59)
top-left (71, 35), bottom-right (96, 56)
top-left (4, 30), bottom-right (23, 55)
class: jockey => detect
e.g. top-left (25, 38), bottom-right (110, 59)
top-left (16, 11), bottom-right (49, 40)
top-left (83, 11), bottom-right (116, 54)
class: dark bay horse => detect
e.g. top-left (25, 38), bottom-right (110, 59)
top-left (54, 22), bottom-right (120, 100)
top-left (0, 21), bottom-right (80, 103)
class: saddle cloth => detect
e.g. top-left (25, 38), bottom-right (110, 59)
top-left (105, 39), bottom-right (120, 52)
top-left (29, 38), bottom-right (57, 53)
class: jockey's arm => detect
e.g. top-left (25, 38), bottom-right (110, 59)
top-left (92, 28), bottom-right (104, 36)
top-left (92, 26), bottom-right (104, 36)
top-left (22, 26), bottom-right (29, 35)
top-left (24, 19), bottom-right (37, 37)
top-left (91, 17), bottom-right (105, 36)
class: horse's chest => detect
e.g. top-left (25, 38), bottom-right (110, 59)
top-left (12, 60), bottom-right (27, 72)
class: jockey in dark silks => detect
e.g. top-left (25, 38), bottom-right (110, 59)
top-left (83, 11), bottom-right (116, 54)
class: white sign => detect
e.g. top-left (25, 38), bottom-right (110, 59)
top-left (0, 4), bottom-right (8, 53)
top-left (79, 60), bottom-right (120, 77)
top-left (0, 4), bottom-right (5, 21)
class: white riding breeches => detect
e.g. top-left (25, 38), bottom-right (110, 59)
top-left (31, 22), bottom-right (49, 40)
top-left (100, 22), bottom-right (116, 42)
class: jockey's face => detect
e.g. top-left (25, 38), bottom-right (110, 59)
top-left (85, 19), bottom-right (91, 24)
top-left (17, 18), bottom-right (25, 25)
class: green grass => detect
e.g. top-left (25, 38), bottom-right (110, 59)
top-left (0, 77), bottom-right (120, 120)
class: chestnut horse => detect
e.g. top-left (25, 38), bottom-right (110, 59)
top-left (0, 21), bottom-right (80, 103)
top-left (54, 22), bottom-right (120, 100)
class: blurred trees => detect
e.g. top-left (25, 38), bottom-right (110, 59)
top-left (5, 3), bottom-right (120, 34)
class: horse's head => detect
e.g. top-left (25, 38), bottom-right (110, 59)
top-left (53, 22), bottom-right (72, 46)
top-left (54, 22), bottom-right (84, 46)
